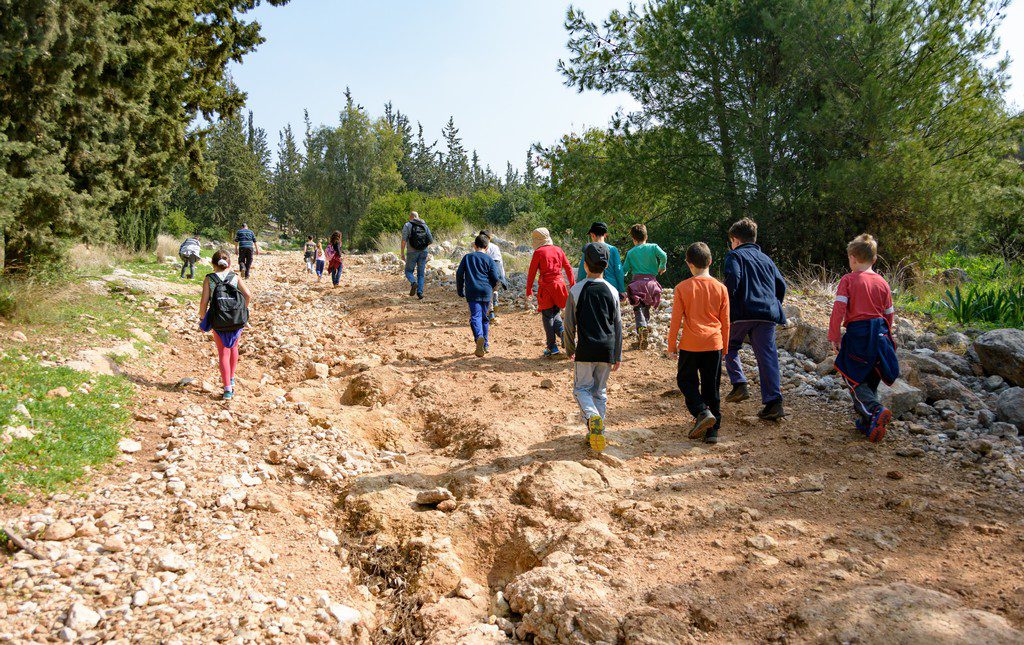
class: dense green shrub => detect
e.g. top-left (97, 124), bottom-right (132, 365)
top-left (161, 209), bottom-right (193, 237)
top-left (356, 192), bottom-right (465, 249)
top-left (939, 284), bottom-right (1024, 328)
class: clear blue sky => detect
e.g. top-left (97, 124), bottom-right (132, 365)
top-left (231, 0), bottom-right (1024, 172)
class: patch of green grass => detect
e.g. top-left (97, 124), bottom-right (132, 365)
top-left (0, 356), bottom-right (133, 503)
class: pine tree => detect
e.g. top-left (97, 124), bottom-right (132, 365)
top-left (272, 124), bottom-right (305, 234)
top-left (408, 123), bottom-right (439, 193)
top-left (524, 149), bottom-right (538, 188)
top-left (440, 116), bottom-right (470, 195)
top-left (504, 162), bottom-right (520, 191)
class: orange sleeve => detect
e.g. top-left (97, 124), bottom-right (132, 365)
top-left (667, 284), bottom-right (684, 353)
top-left (719, 283), bottom-right (730, 352)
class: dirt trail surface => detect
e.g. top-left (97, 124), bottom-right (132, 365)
top-left (3, 251), bottom-right (1024, 644)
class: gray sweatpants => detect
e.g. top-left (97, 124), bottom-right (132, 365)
top-left (573, 361), bottom-right (612, 423)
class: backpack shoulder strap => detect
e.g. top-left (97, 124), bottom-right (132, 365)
top-left (207, 273), bottom-right (222, 286)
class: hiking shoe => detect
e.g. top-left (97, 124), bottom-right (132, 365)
top-left (704, 428), bottom-right (719, 444)
top-left (587, 415), bottom-right (606, 452)
top-left (543, 348), bottom-right (561, 358)
top-left (689, 409), bottom-right (717, 440)
top-left (475, 337), bottom-right (486, 358)
top-left (757, 400), bottom-right (786, 421)
top-left (409, 284), bottom-right (417, 297)
top-left (223, 390), bottom-right (234, 401)
top-left (867, 408), bottom-right (891, 443)
top-left (725, 383), bottom-right (750, 403)
top-left (417, 291), bottom-right (424, 300)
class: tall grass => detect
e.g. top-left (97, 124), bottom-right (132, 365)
top-left (68, 243), bottom-right (142, 273)
top-left (939, 284), bottom-right (1024, 327)
top-left (155, 234), bottom-right (181, 260)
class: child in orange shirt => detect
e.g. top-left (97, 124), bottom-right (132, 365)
top-left (667, 242), bottom-right (731, 443)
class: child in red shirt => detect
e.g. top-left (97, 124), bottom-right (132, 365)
top-left (829, 234), bottom-right (899, 442)
top-left (526, 228), bottom-right (576, 356)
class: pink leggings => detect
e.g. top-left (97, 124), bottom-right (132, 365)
top-left (213, 333), bottom-right (240, 389)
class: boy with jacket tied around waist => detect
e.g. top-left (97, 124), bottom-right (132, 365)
top-left (563, 243), bottom-right (623, 453)
top-left (667, 243), bottom-right (730, 444)
top-left (830, 234), bottom-right (899, 443)
top-left (722, 218), bottom-right (788, 420)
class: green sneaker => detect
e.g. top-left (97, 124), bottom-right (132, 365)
top-left (587, 415), bottom-right (606, 452)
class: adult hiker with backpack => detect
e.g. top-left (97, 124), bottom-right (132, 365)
top-left (178, 233), bottom-right (202, 279)
top-left (401, 211), bottom-right (433, 300)
top-left (235, 223), bottom-right (258, 279)
top-left (198, 250), bottom-right (251, 401)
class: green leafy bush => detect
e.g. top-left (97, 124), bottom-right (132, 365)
top-left (161, 209), bottom-right (194, 237)
top-left (357, 192), bottom-right (465, 248)
top-left (939, 284), bottom-right (1024, 328)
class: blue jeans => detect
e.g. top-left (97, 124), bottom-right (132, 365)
top-left (315, 259), bottom-right (325, 276)
top-left (405, 249), bottom-right (428, 294)
top-left (331, 263), bottom-right (342, 285)
top-left (574, 362), bottom-right (612, 423)
top-left (468, 300), bottom-right (490, 345)
top-left (541, 306), bottom-right (564, 352)
top-left (724, 321), bottom-right (782, 404)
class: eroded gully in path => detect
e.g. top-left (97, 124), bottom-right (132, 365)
top-left (3, 251), bottom-right (1023, 644)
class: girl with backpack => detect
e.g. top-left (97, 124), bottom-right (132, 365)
top-left (325, 231), bottom-right (344, 287)
top-left (198, 250), bottom-right (251, 400)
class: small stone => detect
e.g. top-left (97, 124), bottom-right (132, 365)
top-left (155, 548), bottom-right (191, 572)
top-left (132, 590), bottom-right (150, 607)
top-left (75, 522), bottom-right (99, 538)
top-left (43, 520), bottom-right (76, 541)
top-left (304, 362), bottom-right (329, 380)
top-left (540, 379), bottom-right (555, 389)
top-left (310, 461), bottom-right (333, 480)
top-left (10, 331), bottom-right (28, 342)
top-left (327, 603), bottom-right (360, 628)
top-left (318, 528), bottom-right (340, 547)
top-left (103, 535), bottom-right (127, 553)
top-left (65, 602), bottom-right (101, 631)
top-left (47, 386), bottom-right (72, 399)
top-left (886, 470), bottom-right (904, 480)
top-left (118, 438), bottom-right (142, 453)
top-left (437, 499), bottom-right (458, 512)
top-left (416, 487), bottom-right (455, 505)
top-left (746, 534), bottom-right (777, 551)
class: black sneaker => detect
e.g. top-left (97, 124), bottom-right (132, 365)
top-left (725, 383), bottom-right (750, 403)
top-left (757, 400), bottom-right (786, 421)
top-left (704, 428), bottom-right (719, 444)
top-left (417, 291), bottom-right (424, 300)
top-left (688, 409), bottom-right (716, 440)
top-left (409, 284), bottom-right (417, 297)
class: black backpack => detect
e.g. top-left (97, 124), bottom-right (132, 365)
top-left (207, 273), bottom-right (248, 332)
top-left (408, 220), bottom-right (433, 251)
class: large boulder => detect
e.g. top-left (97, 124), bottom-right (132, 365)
top-left (931, 351), bottom-right (974, 376)
top-left (342, 367), bottom-right (406, 407)
top-left (791, 583), bottom-right (1022, 644)
top-left (516, 461), bottom-right (607, 521)
top-left (505, 552), bottom-right (619, 644)
top-left (974, 329), bottom-right (1024, 385)
top-left (878, 379), bottom-right (926, 417)
top-left (919, 374), bottom-right (981, 407)
top-left (778, 322), bottom-right (832, 363)
top-left (898, 351), bottom-right (955, 379)
top-left (996, 387), bottom-right (1024, 430)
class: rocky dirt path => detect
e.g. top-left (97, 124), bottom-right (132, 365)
top-left (2, 252), bottom-right (1023, 644)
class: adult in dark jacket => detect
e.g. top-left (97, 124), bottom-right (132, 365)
top-left (722, 218), bottom-right (788, 420)
top-left (456, 234), bottom-right (501, 357)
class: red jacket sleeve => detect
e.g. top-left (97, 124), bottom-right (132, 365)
top-left (526, 251), bottom-right (539, 297)
top-left (828, 275), bottom-right (849, 344)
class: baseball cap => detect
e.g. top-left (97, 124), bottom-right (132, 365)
top-left (588, 222), bottom-right (608, 236)
top-left (583, 242), bottom-right (609, 272)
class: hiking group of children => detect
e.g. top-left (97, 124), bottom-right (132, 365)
top-left (455, 216), bottom-right (898, 452)
top-left (302, 232), bottom-right (345, 286)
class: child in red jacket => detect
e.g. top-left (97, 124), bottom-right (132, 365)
top-left (526, 228), bottom-right (576, 357)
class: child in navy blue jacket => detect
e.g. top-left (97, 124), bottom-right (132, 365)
top-left (457, 234), bottom-right (502, 357)
top-left (723, 218), bottom-right (788, 421)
